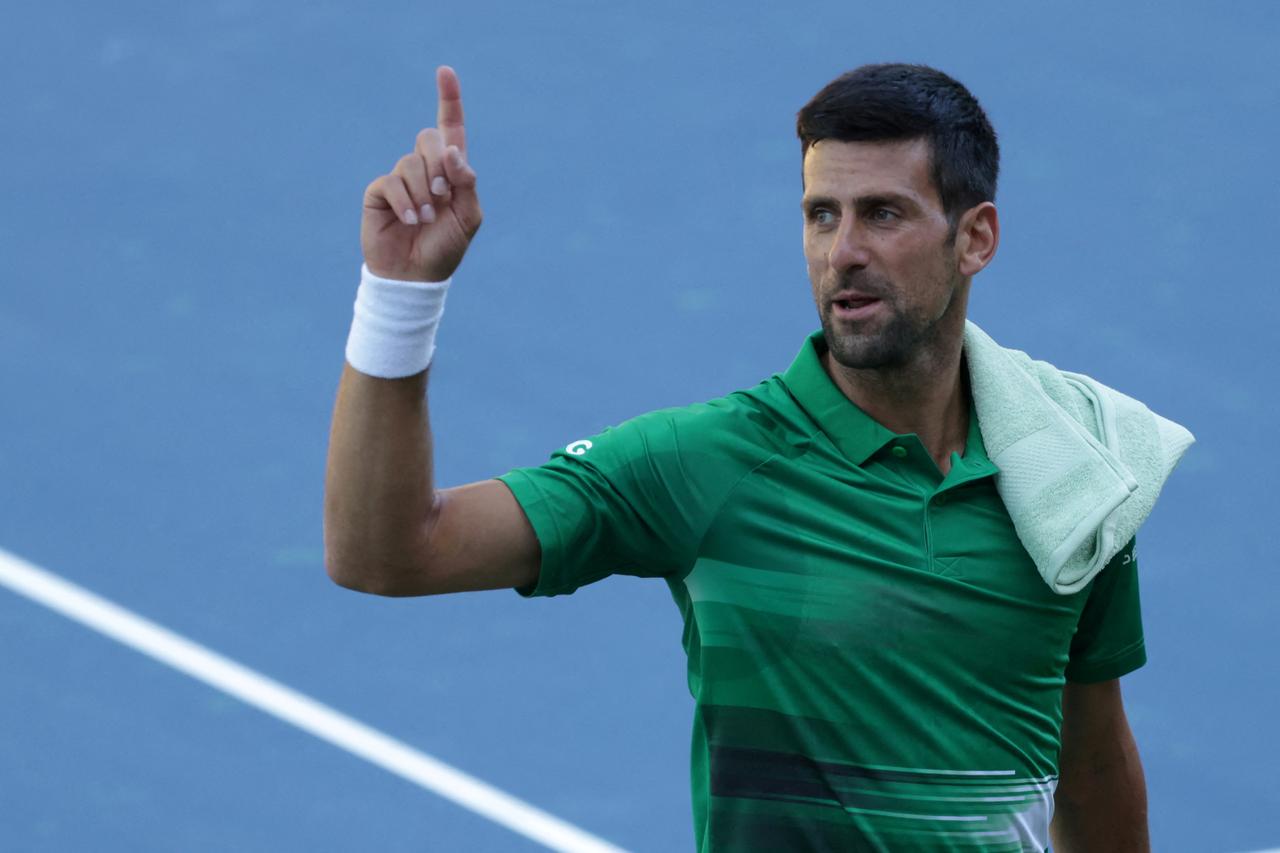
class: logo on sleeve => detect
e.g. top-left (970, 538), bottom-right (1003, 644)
top-left (565, 439), bottom-right (593, 456)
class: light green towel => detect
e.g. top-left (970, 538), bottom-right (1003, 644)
top-left (963, 321), bottom-right (1195, 594)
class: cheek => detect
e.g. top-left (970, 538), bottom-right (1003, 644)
top-left (803, 236), bottom-right (829, 275)
top-left (899, 243), bottom-right (953, 294)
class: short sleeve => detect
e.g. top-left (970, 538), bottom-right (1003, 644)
top-left (498, 404), bottom-right (763, 599)
top-left (1064, 538), bottom-right (1146, 683)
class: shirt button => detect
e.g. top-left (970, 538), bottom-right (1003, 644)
top-left (891, 446), bottom-right (908, 459)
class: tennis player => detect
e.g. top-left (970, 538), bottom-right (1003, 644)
top-left (326, 64), bottom-right (1164, 851)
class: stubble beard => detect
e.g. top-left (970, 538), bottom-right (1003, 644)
top-left (818, 268), bottom-right (960, 371)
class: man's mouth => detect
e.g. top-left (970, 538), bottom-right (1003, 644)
top-left (831, 293), bottom-right (883, 321)
top-left (834, 296), bottom-right (877, 309)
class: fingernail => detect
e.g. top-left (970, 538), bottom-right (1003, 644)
top-left (420, 204), bottom-right (436, 223)
top-left (402, 208), bottom-right (419, 225)
top-left (448, 147), bottom-right (463, 165)
top-left (431, 177), bottom-right (448, 196)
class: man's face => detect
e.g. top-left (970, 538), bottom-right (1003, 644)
top-left (802, 138), bottom-right (966, 370)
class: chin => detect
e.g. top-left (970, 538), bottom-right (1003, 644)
top-left (822, 315), bottom-right (915, 371)
top-left (831, 343), bottom-right (911, 371)
top-left (824, 331), bottom-right (906, 370)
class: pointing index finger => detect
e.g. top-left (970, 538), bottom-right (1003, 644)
top-left (436, 65), bottom-right (467, 155)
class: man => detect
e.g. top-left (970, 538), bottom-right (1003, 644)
top-left (326, 64), bottom-right (1163, 851)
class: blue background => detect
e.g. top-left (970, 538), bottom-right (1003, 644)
top-left (2, 2), bottom-right (1276, 850)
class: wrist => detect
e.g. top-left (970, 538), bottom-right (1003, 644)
top-left (344, 264), bottom-right (451, 378)
top-left (362, 261), bottom-right (452, 284)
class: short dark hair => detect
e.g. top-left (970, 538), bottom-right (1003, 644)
top-left (796, 64), bottom-right (999, 223)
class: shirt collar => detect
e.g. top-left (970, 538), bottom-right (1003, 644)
top-left (780, 330), bottom-right (998, 475)
top-left (781, 331), bottom-right (898, 465)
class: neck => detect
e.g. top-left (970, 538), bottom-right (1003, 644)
top-left (822, 336), bottom-right (970, 474)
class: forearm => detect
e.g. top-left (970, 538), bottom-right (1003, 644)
top-left (324, 363), bottom-right (437, 594)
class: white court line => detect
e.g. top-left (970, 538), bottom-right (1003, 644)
top-left (0, 548), bottom-right (629, 853)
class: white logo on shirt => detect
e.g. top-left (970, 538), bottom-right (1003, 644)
top-left (565, 439), bottom-right (593, 456)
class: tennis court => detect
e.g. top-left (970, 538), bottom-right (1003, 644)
top-left (2, 2), bottom-right (1277, 850)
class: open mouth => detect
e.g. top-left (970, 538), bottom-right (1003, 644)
top-left (835, 297), bottom-right (876, 310)
top-left (832, 297), bottom-right (883, 320)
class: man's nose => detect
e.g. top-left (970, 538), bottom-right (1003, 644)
top-left (829, 220), bottom-right (871, 272)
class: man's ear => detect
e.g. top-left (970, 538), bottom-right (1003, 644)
top-left (955, 202), bottom-right (999, 277)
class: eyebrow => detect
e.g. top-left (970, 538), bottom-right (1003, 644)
top-left (802, 192), bottom-right (921, 213)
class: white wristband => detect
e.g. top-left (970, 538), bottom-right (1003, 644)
top-left (345, 264), bottom-right (451, 378)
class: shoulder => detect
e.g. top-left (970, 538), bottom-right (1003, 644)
top-left (558, 375), bottom-right (805, 474)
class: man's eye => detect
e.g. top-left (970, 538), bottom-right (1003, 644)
top-left (870, 208), bottom-right (897, 222)
top-left (810, 209), bottom-right (835, 225)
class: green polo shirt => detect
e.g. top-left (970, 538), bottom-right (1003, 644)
top-left (499, 331), bottom-right (1145, 852)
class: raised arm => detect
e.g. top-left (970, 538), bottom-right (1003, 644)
top-left (324, 66), bottom-right (539, 597)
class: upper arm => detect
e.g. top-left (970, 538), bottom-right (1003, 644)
top-left (1059, 679), bottom-right (1128, 755)
top-left (356, 404), bottom-right (737, 599)
top-left (1053, 678), bottom-right (1149, 850)
top-left (349, 478), bottom-right (540, 597)
top-left (495, 404), bottom-right (764, 598)
top-left (1057, 541), bottom-right (1148, 795)
top-left (418, 478), bottom-right (541, 595)
top-left (1053, 542), bottom-right (1150, 839)
top-left (1057, 678), bottom-right (1142, 799)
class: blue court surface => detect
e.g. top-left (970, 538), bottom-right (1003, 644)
top-left (2, 2), bottom-right (1277, 850)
